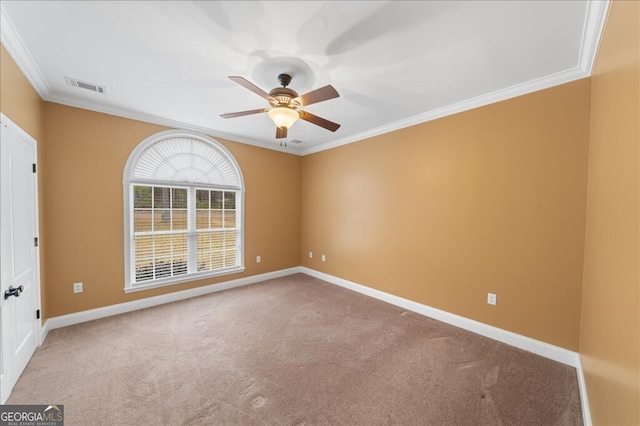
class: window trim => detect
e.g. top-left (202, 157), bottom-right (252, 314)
top-left (123, 130), bottom-right (245, 293)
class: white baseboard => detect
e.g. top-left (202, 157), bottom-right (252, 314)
top-left (576, 355), bottom-right (592, 426)
top-left (41, 267), bottom-right (302, 339)
top-left (39, 265), bottom-right (590, 425)
top-left (41, 266), bottom-right (579, 366)
top-left (39, 318), bottom-right (51, 347)
top-left (300, 267), bottom-right (581, 365)
top-left (301, 267), bottom-right (591, 424)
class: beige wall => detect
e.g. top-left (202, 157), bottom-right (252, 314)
top-left (42, 103), bottom-right (301, 318)
top-left (0, 45), bottom-right (43, 142)
top-left (580, 1), bottom-right (640, 424)
top-left (2, 43), bottom-right (301, 319)
top-left (0, 44), bottom-right (47, 316)
top-left (301, 79), bottom-right (591, 351)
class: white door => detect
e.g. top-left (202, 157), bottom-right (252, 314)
top-left (0, 114), bottom-right (40, 403)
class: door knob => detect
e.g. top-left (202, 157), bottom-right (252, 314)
top-left (4, 285), bottom-right (23, 300)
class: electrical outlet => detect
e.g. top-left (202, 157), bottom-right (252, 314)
top-left (309, 252), bottom-right (313, 259)
top-left (487, 293), bottom-right (497, 305)
top-left (73, 282), bottom-right (83, 293)
top-left (256, 255), bottom-right (261, 263)
top-left (321, 254), bottom-right (326, 262)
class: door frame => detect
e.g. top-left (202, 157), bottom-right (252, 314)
top-left (0, 112), bottom-right (43, 404)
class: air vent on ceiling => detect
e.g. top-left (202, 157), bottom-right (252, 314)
top-left (65, 76), bottom-right (106, 94)
top-left (290, 139), bottom-right (304, 145)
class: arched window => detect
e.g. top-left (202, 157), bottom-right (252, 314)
top-left (123, 130), bottom-right (244, 292)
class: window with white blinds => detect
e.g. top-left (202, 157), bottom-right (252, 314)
top-left (123, 131), bottom-right (244, 292)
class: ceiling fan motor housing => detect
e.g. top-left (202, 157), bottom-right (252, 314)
top-left (269, 87), bottom-right (300, 108)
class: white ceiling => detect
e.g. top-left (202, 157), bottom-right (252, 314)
top-left (1, 1), bottom-right (608, 155)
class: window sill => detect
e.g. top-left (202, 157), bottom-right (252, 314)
top-left (124, 266), bottom-right (246, 293)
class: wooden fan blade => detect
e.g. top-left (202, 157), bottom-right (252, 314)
top-left (275, 126), bottom-right (288, 139)
top-left (295, 85), bottom-right (339, 107)
top-left (220, 108), bottom-right (268, 119)
top-left (228, 76), bottom-right (275, 102)
top-left (299, 111), bottom-right (341, 132)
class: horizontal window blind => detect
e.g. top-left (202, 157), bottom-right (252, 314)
top-left (124, 131), bottom-right (244, 290)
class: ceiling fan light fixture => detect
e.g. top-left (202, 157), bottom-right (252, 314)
top-left (222, 75), bottom-right (340, 139)
top-left (268, 107), bottom-right (299, 129)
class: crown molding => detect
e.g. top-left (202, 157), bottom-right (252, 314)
top-left (300, 0), bottom-right (610, 156)
top-left (0, 4), bottom-right (50, 98)
top-left (0, 3), bottom-right (298, 155)
top-left (301, 66), bottom-right (589, 155)
top-left (44, 92), bottom-right (297, 154)
top-left (2, 1), bottom-right (610, 158)
top-left (579, 0), bottom-right (610, 75)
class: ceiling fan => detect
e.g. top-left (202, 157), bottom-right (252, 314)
top-left (221, 73), bottom-right (340, 139)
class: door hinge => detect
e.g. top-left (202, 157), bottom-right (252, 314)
top-left (33, 163), bottom-right (37, 173)
top-left (36, 309), bottom-right (41, 319)
top-left (34, 237), bottom-right (39, 247)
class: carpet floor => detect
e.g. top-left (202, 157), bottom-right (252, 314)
top-left (7, 273), bottom-right (583, 425)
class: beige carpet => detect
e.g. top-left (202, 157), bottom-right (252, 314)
top-left (8, 274), bottom-right (583, 425)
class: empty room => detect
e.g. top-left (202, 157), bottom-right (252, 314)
top-left (0, 1), bottom-right (638, 425)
